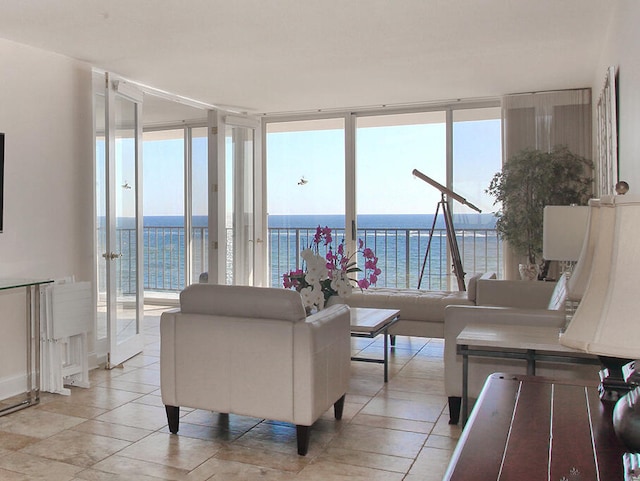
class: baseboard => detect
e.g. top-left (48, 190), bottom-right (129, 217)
top-left (0, 373), bottom-right (28, 400)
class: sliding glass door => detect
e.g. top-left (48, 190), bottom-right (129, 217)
top-left (265, 117), bottom-right (346, 287)
top-left (356, 112), bottom-right (447, 289)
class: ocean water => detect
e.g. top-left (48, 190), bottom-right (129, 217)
top-left (111, 214), bottom-right (501, 293)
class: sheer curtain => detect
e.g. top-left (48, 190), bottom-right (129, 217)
top-left (501, 88), bottom-right (592, 279)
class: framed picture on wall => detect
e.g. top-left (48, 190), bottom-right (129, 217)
top-left (597, 66), bottom-right (618, 196)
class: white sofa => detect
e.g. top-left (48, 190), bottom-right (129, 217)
top-left (160, 284), bottom-right (351, 455)
top-left (443, 275), bottom-right (599, 424)
top-left (329, 272), bottom-right (496, 339)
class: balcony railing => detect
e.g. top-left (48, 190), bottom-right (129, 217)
top-left (107, 225), bottom-right (502, 294)
top-left (269, 227), bottom-right (502, 291)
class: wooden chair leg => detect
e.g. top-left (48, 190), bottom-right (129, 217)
top-left (334, 394), bottom-right (346, 420)
top-left (448, 396), bottom-right (461, 425)
top-left (166, 405), bottom-right (180, 433)
top-left (296, 425), bottom-right (311, 456)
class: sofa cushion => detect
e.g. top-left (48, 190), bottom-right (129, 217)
top-left (180, 284), bottom-right (306, 322)
top-left (341, 287), bottom-right (473, 322)
top-left (466, 272), bottom-right (497, 303)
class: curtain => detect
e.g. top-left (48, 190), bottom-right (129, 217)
top-left (501, 89), bottom-right (592, 279)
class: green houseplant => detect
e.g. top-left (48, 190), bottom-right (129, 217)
top-left (487, 146), bottom-right (593, 279)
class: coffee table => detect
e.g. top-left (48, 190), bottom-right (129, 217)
top-left (349, 307), bottom-right (400, 382)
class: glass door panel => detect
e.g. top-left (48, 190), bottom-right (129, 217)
top-left (356, 112), bottom-right (447, 289)
top-left (265, 118), bottom-right (346, 287)
top-left (143, 129), bottom-right (185, 295)
top-left (225, 125), bottom-right (254, 285)
top-left (452, 107), bottom-right (503, 278)
top-left (191, 127), bottom-right (208, 284)
top-left (95, 85), bottom-right (107, 345)
top-left (105, 79), bottom-right (144, 368)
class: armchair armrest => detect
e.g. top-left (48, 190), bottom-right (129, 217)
top-left (293, 304), bottom-right (351, 425)
top-left (475, 279), bottom-right (557, 308)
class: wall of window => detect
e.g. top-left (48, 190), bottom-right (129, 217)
top-left (264, 102), bottom-right (503, 290)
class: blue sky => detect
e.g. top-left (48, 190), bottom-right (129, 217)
top-left (266, 118), bottom-right (501, 217)
top-left (137, 115), bottom-right (502, 219)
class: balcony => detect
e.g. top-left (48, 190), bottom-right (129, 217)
top-left (107, 225), bottom-right (503, 295)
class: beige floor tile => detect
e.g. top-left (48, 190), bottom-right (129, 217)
top-left (0, 451), bottom-right (83, 480)
top-left (131, 392), bottom-right (164, 408)
top-left (89, 454), bottom-right (189, 480)
top-left (53, 386), bottom-right (144, 410)
top-left (72, 467), bottom-right (167, 480)
top-left (360, 395), bottom-right (445, 423)
top-left (196, 458), bottom-right (298, 480)
top-left (111, 368), bottom-right (161, 387)
top-left (214, 444), bottom-right (312, 473)
top-left (117, 432), bottom-right (221, 471)
top-left (20, 430), bottom-right (131, 468)
top-left (0, 467), bottom-right (32, 480)
top-left (233, 421), bottom-right (336, 457)
top-left (0, 409), bottom-right (85, 439)
top-left (295, 459), bottom-right (405, 481)
top-left (350, 412), bottom-right (434, 434)
top-left (319, 446), bottom-right (413, 473)
top-left (330, 424), bottom-right (427, 458)
top-left (94, 402), bottom-right (168, 431)
top-left (96, 378), bottom-right (159, 395)
top-left (408, 445), bottom-right (454, 478)
top-left (36, 399), bottom-right (108, 419)
top-left (0, 430), bottom-right (41, 451)
top-left (71, 419), bottom-right (153, 443)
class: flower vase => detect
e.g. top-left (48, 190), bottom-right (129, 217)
top-left (518, 263), bottom-right (539, 281)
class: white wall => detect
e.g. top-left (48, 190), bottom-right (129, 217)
top-left (594, 0), bottom-right (640, 188)
top-left (0, 39), bottom-right (93, 397)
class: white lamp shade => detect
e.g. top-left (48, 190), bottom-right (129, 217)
top-left (566, 199), bottom-right (601, 302)
top-left (543, 205), bottom-right (589, 261)
top-left (561, 195), bottom-right (640, 359)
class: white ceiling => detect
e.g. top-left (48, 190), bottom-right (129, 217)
top-left (0, 0), bottom-right (613, 116)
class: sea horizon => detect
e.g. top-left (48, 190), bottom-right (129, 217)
top-left (135, 212), bottom-right (498, 230)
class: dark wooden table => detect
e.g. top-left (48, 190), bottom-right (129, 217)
top-left (444, 373), bottom-right (628, 480)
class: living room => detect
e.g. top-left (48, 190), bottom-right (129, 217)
top-left (0, 1), bottom-right (639, 479)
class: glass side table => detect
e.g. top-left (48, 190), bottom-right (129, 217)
top-left (0, 278), bottom-right (53, 416)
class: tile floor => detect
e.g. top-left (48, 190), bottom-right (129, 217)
top-left (0, 306), bottom-right (461, 480)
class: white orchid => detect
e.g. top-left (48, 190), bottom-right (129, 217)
top-left (283, 226), bottom-right (380, 313)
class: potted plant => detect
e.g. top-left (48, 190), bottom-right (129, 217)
top-left (486, 145), bottom-right (593, 280)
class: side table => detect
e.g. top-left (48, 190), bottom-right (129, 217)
top-left (456, 323), bottom-right (601, 424)
top-left (0, 278), bottom-right (53, 416)
top-left (444, 373), bottom-right (628, 480)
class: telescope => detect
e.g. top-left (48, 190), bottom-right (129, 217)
top-left (412, 169), bottom-right (481, 290)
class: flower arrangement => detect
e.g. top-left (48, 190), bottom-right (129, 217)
top-left (283, 226), bottom-right (381, 311)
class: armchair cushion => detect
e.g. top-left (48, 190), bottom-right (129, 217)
top-left (180, 283), bottom-right (306, 321)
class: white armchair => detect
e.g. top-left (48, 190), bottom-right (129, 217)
top-left (160, 284), bottom-right (351, 455)
top-left (443, 275), bottom-right (598, 424)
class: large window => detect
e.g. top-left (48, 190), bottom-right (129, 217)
top-left (142, 124), bottom-right (208, 295)
top-left (266, 118), bottom-right (346, 287)
top-left (452, 108), bottom-right (503, 278)
top-left (264, 103), bottom-right (503, 289)
top-left (356, 112), bottom-right (447, 289)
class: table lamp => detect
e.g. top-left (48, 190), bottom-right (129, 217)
top-left (542, 205), bottom-right (590, 264)
top-left (566, 199), bottom-right (601, 303)
top-left (560, 194), bottom-right (640, 451)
